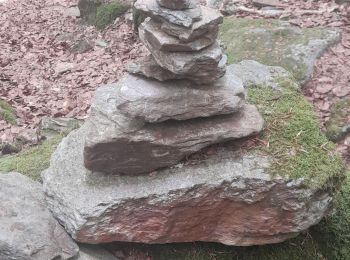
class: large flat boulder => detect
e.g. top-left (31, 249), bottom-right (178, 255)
top-left (42, 123), bottom-right (336, 246)
top-left (134, 0), bottom-right (202, 28)
top-left (220, 18), bottom-right (341, 84)
top-left (116, 67), bottom-right (246, 122)
top-left (84, 81), bottom-right (262, 175)
top-left (0, 172), bottom-right (79, 260)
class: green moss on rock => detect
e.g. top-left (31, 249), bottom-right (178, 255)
top-left (325, 98), bottom-right (350, 142)
top-left (78, 0), bottom-right (129, 29)
top-left (219, 18), bottom-right (340, 83)
top-left (248, 81), bottom-right (345, 188)
top-left (0, 100), bottom-right (16, 125)
top-left (0, 136), bottom-right (63, 180)
top-left (95, 2), bottom-right (129, 29)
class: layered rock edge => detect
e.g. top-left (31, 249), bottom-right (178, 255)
top-left (42, 121), bottom-right (335, 246)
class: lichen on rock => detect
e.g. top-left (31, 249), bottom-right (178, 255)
top-left (325, 98), bottom-right (350, 142)
top-left (219, 18), bottom-right (341, 84)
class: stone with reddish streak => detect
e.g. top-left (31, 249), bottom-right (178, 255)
top-left (42, 120), bottom-right (335, 246)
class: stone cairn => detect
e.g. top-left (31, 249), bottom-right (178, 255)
top-left (83, 0), bottom-right (264, 175)
top-left (43, 0), bottom-right (328, 247)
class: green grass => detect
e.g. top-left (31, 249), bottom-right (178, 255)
top-left (0, 136), bottom-right (63, 180)
top-left (95, 2), bottom-right (129, 29)
top-left (0, 100), bottom-right (16, 125)
top-left (311, 171), bottom-right (350, 260)
top-left (248, 80), bottom-right (345, 189)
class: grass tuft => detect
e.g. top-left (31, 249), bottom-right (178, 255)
top-left (0, 136), bottom-right (63, 180)
top-left (0, 100), bottom-right (16, 125)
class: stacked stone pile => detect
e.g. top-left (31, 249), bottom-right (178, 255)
top-left (83, 0), bottom-right (264, 175)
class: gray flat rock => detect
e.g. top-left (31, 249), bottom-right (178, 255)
top-left (83, 83), bottom-right (263, 175)
top-left (140, 24), bottom-right (226, 83)
top-left (157, 0), bottom-right (197, 9)
top-left (141, 18), bottom-right (217, 52)
top-left (116, 67), bottom-right (246, 122)
top-left (134, 0), bottom-right (202, 28)
top-left (0, 172), bottom-right (79, 260)
top-left (161, 5), bottom-right (223, 42)
top-left (42, 124), bottom-right (335, 246)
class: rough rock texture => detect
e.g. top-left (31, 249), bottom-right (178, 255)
top-left (157, 0), bottom-right (197, 9)
top-left (161, 5), bottom-right (223, 42)
top-left (127, 54), bottom-right (183, 81)
top-left (134, 0), bottom-right (202, 28)
top-left (227, 60), bottom-right (295, 89)
top-left (116, 68), bottom-right (246, 122)
top-left (84, 82), bottom-right (262, 174)
top-left (0, 172), bottom-right (79, 260)
top-left (42, 124), bottom-right (336, 246)
top-left (140, 24), bottom-right (226, 83)
top-left (77, 245), bottom-right (120, 260)
top-left (220, 18), bottom-right (341, 84)
top-left (141, 18), bottom-right (217, 51)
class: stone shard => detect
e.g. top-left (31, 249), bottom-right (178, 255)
top-left (134, 0), bottom-right (202, 28)
top-left (42, 123), bottom-right (335, 246)
top-left (116, 69), bottom-right (246, 123)
top-left (157, 0), bottom-right (197, 10)
top-left (141, 18), bottom-right (217, 52)
top-left (83, 82), bottom-right (263, 175)
top-left (161, 5), bottom-right (223, 42)
top-left (127, 54), bottom-right (183, 81)
top-left (0, 172), bottom-right (79, 260)
top-left (140, 24), bottom-right (226, 83)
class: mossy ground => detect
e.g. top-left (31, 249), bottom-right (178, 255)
top-left (0, 136), bottom-right (62, 180)
top-left (0, 100), bottom-right (16, 125)
top-left (219, 18), bottom-right (337, 82)
top-left (325, 98), bottom-right (350, 141)
top-left (248, 78), bottom-right (345, 189)
top-left (95, 1), bottom-right (129, 29)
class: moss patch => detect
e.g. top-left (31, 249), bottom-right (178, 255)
top-left (0, 100), bottom-right (16, 125)
top-left (311, 171), bottom-right (350, 260)
top-left (325, 98), bottom-right (350, 142)
top-left (219, 18), bottom-right (339, 83)
top-left (248, 79), bottom-right (345, 188)
top-left (0, 136), bottom-right (63, 180)
top-left (95, 2), bottom-right (129, 29)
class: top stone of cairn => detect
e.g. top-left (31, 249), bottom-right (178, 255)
top-left (157, 0), bottom-right (198, 10)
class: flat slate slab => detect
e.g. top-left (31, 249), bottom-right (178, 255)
top-left (116, 66), bottom-right (246, 122)
top-left (141, 18), bottom-right (217, 52)
top-left (84, 81), bottom-right (262, 175)
top-left (134, 0), bottom-right (202, 28)
top-left (42, 122), bottom-right (335, 246)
